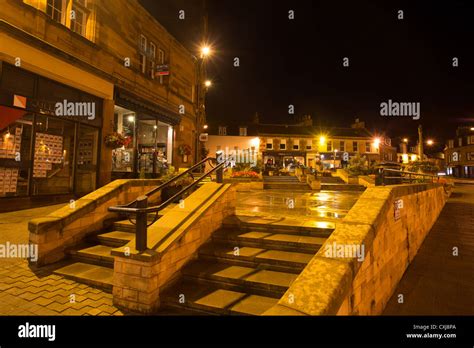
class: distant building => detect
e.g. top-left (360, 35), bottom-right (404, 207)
top-left (445, 126), bottom-right (474, 178)
top-left (205, 116), bottom-right (397, 171)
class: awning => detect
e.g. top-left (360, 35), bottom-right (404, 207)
top-left (0, 105), bottom-right (27, 130)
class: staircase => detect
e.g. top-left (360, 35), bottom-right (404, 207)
top-left (159, 220), bottom-right (334, 315)
top-left (263, 175), bottom-right (310, 190)
top-left (53, 205), bottom-right (177, 292)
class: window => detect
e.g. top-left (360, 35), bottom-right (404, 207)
top-left (327, 141), bottom-right (332, 151)
top-left (366, 142), bottom-right (371, 152)
top-left (306, 141), bottom-right (312, 150)
top-left (70, 0), bottom-right (88, 37)
top-left (158, 49), bottom-right (165, 84)
top-left (139, 35), bottom-right (147, 74)
top-left (339, 141), bottom-right (345, 151)
top-left (293, 139), bottom-right (299, 150)
top-left (47, 0), bottom-right (64, 23)
top-left (458, 138), bottom-right (463, 147)
top-left (280, 139), bottom-right (286, 150)
top-left (353, 141), bottom-right (358, 152)
top-left (239, 127), bottom-right (247, 136)
top-left (218, 126), bottom-right (227, 136)
top-left (448, 140), bottom-right (454, 148)
top-left (148, 42), bottom-right (156, 79)
top-left (469, 136), bottom-right (474, 145)
top-left (266, 139), bottom-right (273, 150)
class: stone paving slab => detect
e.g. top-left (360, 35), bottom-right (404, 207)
top-left (0, 204), bottom-right (124, 316)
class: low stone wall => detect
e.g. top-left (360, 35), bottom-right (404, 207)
top-left (225, 178), bottom-right (263, 191)
top-left (358, 175), bottom-right (375, 187)
top-left (28, 179), bottom-right (162, 266)
top-left (306, 174), bottom-right (321, 190)
top-left (112, 183), bottom-right (236, 313)
top-left (265, 183), bottom-right (448, 315)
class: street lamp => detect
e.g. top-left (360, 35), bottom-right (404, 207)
top-left (426, 139), bottom-right (434, 146)
top-left (403, 138), bottom-right (408, 143)
top-left (204, 80), bottom-right (212, 88)
top-left (333, 149), bottom-right (338, 169)
top-left (200, 45), bottom-right (211, 58)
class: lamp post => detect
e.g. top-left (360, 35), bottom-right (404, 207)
top-left (333, 149), bottom-right (338, 169)
top-left (195, 45), bottom-right (212, 164)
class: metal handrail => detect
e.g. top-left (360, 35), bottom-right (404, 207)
top-left (379, 168), bottom-right (440, 186)
top-left (118, 156), bottom-right (215, 209)
top-left (108, 158), bottom-right (227, 252)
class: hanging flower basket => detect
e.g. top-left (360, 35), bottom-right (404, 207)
top-left (104, 132), bottom-right (128, 149)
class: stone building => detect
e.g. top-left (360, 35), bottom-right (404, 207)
top-left (207, 116), bottom-right (397, 171)
top-left (445, 126), bottom-right (474, 178)
top-left (0, 0), bottom-right (198, 210)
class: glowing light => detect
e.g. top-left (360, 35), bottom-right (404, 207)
top-left (319, 136), bottom-right (326, 145)
top-left (127, 115), bottom-right (135, 122)
top-left (373, 138), bottom-right (381, 148)
top-left (402, 154), bottom-right (409, 163)
top-left (426, 139), bottom-right (434, 146)
top-left (403, 138), bottom-right (408, 143)
top-left (411, 154), bottom-right (417, 161)
top-left (203, 124), bottom-right (208, 130)
top-left (250, 137), bottom-right (260, 148)
top-left (201, 45), bottom-right (211, 57)
top-left (204, 80), bottom-right (212, 87)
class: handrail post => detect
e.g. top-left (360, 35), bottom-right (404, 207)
top-left (135, 195), bottom-right (148, 252)
top-left (216, 152), bottom-right (224, 183)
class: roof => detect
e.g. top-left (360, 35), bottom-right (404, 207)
top-left (256, 124), bottom-right (373, 138)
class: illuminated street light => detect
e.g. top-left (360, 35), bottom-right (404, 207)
top-left (204, 80), bottom-right (212, 87)
top-left (403, 138), bottom-right (408, 143)
top-left (200, 45), bottom-right (211, 58)
top-left (203, 124), bottom-right (208, 130)
top-left (426, 139), bottom-right (434, 146)
top-left (373, 137), bottom-right (381, 149)
top-left (319, 135), bottom-right (326, 145)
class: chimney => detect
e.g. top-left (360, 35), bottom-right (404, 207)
top-left (351, 118), bottom-right (365, 129)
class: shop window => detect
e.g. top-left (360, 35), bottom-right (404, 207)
top-left (0, 112), bottom-right (33, 197)
top-left (112, 106), bottom-right (136, 173)
top-left (137, 119), bottom-right (170, 177)
top-left (32, 115), bottom-right (75, 195)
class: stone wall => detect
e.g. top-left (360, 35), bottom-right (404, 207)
top-left (265, 183), bottom-right (448, 315)
top-left (28, 179), bottom-right (162, 266)
top-left (112, 183), bottom-right (236, 313)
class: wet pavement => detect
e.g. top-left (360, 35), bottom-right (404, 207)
top-left (236, 189), bottom-right (362, 222)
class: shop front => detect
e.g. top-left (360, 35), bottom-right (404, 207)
top-left (263, 151), bottom-right (306, 174)
top-left (110, 88), bottom-right (178, 179)
top-left (0, 62), bottom-right (103, 211)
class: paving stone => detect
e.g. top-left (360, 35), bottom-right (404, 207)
top-left (244, 270), bottom-right (298, 288)
top-left (194, 289), bottom-right (246, 309)
top-left (230, 295), bottom-right (279, 315)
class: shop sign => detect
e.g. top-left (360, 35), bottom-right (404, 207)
top-left (13, 95), bottom-right (27, 109)
top-left (199, 133), bottom-right (208, 142)
top-left (156, 64), bottom-right (170, 76)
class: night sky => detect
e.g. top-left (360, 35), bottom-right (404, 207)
top-left (140, 0), bottom-right (474, 151)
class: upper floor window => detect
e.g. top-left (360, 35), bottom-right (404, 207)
top-left (306, 141), bottom-right (312, 150)
top-left (293, 139), bottom-right (299, 150)
top-left (280, 139), bottom-right (286, 150)
top-left (458, 137), bottom-right (463, 147)
top-left (218, 126), bottom-right (227, 136)
top-left (139, 35), bottom-right (147, 74)
top-left (239, 127), bottom-right (247, 136)
top-left (71, 0), bottom-right (88, 36)
top-left (266, 139), bottom-right (273, 150)
top-left (353, 141), bottom-right (358, 152)
top-left (148, 42), bottom-right (156, 79)
top-left (327, 141), bottom-right (332, 152)
top-left (158, 49), bottom-right (165, 84)
top-left (448, 140), bottom-right (454, 148)
top-left (339, 140), bottom-right (345, 151)
top-left (47, 0), bottom-right (64, 23)
top-left (366, 142), bottom-right (371, 153)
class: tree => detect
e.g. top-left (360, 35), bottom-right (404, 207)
top-left (347, 154), bottom-right (368, 176)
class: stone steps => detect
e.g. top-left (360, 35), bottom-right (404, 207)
top-left (96, 230), bottom-right (135, 247)
top-left (212, 229), bottom-right (326, 253)
top-left (69, 244), bottom-right (115, 268)
top-left (321, 183), bottom-right (365, 191)
top-left (160, 216), bottom-right (329, 315)
top-left (53, 262), bottom-right (114, 292)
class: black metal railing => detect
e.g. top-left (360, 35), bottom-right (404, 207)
top-left (377, 168), bottom-right (440, 186)
top-left (108, 157), bottom-right (227, 252)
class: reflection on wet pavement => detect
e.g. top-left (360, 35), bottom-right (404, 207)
top-left (236, 189), bottom-right (362, 221)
